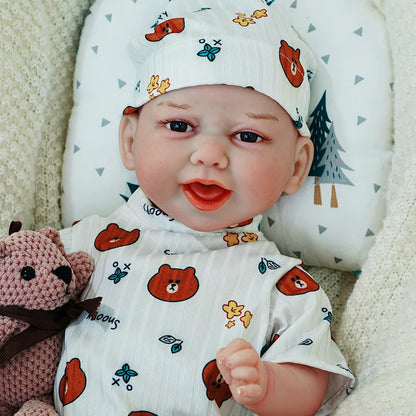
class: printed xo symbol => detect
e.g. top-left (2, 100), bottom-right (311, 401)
top-left (112, 363), bottom-right (138, 392)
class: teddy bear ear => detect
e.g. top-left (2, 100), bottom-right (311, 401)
top-left (39, 226), bottom-right (66, 257)
top-left (0, 241), bottom-right (7, 258)
top-left (8, 221), bottom-right (22, 235)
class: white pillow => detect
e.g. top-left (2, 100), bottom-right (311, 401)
top-left (61, 0), bottom-right (393, 272)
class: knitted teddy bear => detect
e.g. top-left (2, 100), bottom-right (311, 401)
top-left (0, 221), bottom-right (100, 416)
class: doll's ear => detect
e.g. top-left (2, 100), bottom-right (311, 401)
top-left (283, 135), bottom-right (314, 195)
top-left (119, 114), bottom-right (139, 171)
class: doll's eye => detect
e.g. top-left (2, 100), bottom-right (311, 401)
top-left (236, 131), bottom-right (263, 143)
top-left (21, 266), bottom-right (36, 281)
top-left (166, 120), bottom-right (192, 133)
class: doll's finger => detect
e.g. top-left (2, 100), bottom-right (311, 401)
top-left (217, 339), bottom-right (260, 385)
top-left (216, 354), bottom-right (233, 385)
top-left (234, 383), bottom-right (264, 405)
top-left (219, 338), bottom-right (252, 359)
top-left (217, 340), bottom-right (258, 369)
top-left (226, 347), bottom-right (260, 369)
top-left (216, 350), bottom-right (231, 372)
top-left (230, 366), bottom-right (259, 383)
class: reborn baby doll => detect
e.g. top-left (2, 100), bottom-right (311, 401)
top-left (54, 1), bottom-right (354, 415)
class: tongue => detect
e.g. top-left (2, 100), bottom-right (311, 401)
top-left (188, 183), bottom-right (225, 200)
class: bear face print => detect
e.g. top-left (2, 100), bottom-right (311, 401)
top-left (202, 359), bottom-right (232, 408)
top-left (58, 358), bottom-right (87, 406)
top-left (145, 18), bottom-right (185, 42)
top-left (279, 39), bottom-right (305, 88)
top-left (94, 223), bottom-right (140, 252)
top-left (147, 264), bottom-right (199, 302)
top-left (277, 266), bottom-right (319, 296)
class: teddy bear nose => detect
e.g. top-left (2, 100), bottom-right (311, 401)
top-left (52, 265), bottom-right (72, 285)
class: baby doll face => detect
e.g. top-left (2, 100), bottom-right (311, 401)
top-left (120, 85), bottom-right (312, 231)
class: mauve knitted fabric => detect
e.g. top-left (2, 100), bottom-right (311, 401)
top-left (0, 228), bottom-right (93, 415)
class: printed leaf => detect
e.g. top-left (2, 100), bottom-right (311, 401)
top-left (115, 363), bottom-right (138, 383)
top-left (171, 343), bottom-right (182, 354)
top-left (126, 369), bottom-right (138, 377)
top-left (266, 259), bottom-right (280, 270)
top-left (258, 259), bottom-right (267, 274)
top-left (159, 335), bottom-right (177, 344)
top-left (259, 258), bottom-right (280, 274)
top-left (116, 268), bottom-right (128, 278)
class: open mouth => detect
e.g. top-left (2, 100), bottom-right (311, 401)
top-left (182, 181), bottom-right (232, 212)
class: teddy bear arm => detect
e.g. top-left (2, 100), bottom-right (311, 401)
top-left (0, 317), bottom-right (28, 348)
top-left (65, 251), bottom-right (94, 297)
top-left (14, 398), bottom-right (59, 416)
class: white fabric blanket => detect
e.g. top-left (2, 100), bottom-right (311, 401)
top-left (0, 0), bottom-right (415, 414)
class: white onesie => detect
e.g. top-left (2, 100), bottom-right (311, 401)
top-left (54, 188), bottom-right (354, 415)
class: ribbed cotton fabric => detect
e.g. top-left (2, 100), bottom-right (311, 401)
top-left (54, 188), bottom-right (353, 415)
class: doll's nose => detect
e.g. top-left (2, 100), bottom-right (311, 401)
top-left (190, 139), bottom-right (229, 169)
top-left (52, 265), bottom-right (72, 285)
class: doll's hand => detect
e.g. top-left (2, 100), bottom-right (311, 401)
top-left (216, 338), bottom-right (268, 407)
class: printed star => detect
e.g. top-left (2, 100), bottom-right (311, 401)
top-left (233, 13), bottom-right (255, 27)
top-left (241, 232), bottom-right (258, 243)
top-left (251, 9), bottom-right (268, 19)
top-left (147, 75), bottom-right (160, 94)
top-left (226, 320), bottom-right (236, 329)
top-left (240, 311), bottom-right (253, 328)
top-left (157, 78), bottom-right (171, 94)
top-left (223, 300), bottom-right (245, 319)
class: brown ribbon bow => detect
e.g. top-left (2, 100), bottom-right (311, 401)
top-left (0, 297), bottom-right (102, 367)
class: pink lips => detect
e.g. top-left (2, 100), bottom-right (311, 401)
top-left (182, 180), bottom-right (232, 211)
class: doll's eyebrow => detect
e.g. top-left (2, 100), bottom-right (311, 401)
top-left (156, 103), bottom-right (278, 121)
top-left (157, 101), bottom-right (191, 110)
top-left (245, 112), bottom-right (280, 121)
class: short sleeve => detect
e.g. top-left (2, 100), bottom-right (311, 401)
top-left (261, 265), bottom-right (355, 415)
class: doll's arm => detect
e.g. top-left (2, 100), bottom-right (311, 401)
top-left (216, 338), bottom-right (329, 416)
